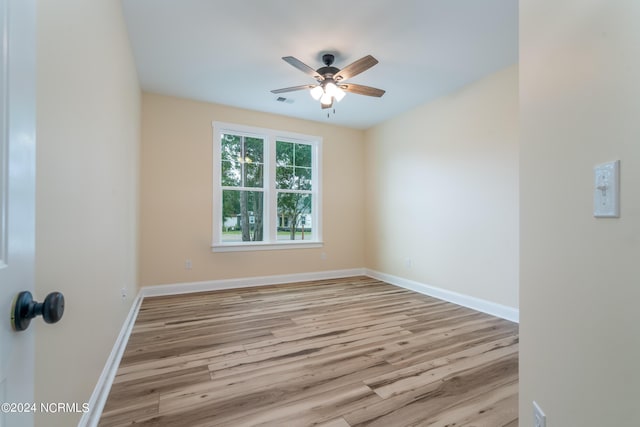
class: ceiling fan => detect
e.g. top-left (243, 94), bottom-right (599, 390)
top-left (271, 53), bottom-right (385, 110)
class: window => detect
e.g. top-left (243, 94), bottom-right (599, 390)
top-left (212, 122), bottom-right (322, 251)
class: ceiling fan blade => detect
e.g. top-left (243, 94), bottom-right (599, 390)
top-left (282, 56), bottom-right (323, 81)
top-left (333, 55), bottom-right (378, 81)
top-left (340, 83), bottom-right (385, 97)
top-left (271, 84), bottom-right (316, 94)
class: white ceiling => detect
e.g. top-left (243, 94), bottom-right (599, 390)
top-left (121, 0), bottom-right (518, 130)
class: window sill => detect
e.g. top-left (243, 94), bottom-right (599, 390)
top-left (211, 241), bottom-right (324, 253)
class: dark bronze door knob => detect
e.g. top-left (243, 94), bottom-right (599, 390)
top-left (11, 291), bottom-right (65, 331)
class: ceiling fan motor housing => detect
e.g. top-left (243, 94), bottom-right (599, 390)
top-left (322, 54), bottom-right (335, 66)
top-left (317, 66), bottom-right (340, 79)
top-left (317, 54), bottom-right (340, 79)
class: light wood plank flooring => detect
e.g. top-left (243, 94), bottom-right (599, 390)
top-left (99, 276), bottom-right (519, 426)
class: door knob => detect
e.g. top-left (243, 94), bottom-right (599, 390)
top-left (11, 291), bottom-right (65, 331)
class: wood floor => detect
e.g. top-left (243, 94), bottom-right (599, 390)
top-left (99, 276), bottom-right (519, 427)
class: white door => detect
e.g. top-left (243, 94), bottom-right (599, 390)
top-left (0, 0), bottom-right (36, 426)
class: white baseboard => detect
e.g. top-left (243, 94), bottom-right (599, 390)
top-left (141, 268), bottom-right (366, 297)
top-left (78, 291), bottom-right (144, 427)
top-left (365, 269), bottom-right (519, 323)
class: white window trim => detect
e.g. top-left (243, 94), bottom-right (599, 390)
top-left (211, 121), bottom-right (323, 252)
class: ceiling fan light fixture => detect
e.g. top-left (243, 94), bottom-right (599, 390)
top-left (310, 85), bottom-right (323, 100)
top-left (320, 92), bottom-right (332, 106)
top-left (324, 81), bottom-right (338, 97)
top-left (334, 87), bottom-right (346, 102)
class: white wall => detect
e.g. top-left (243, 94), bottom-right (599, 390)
top-left (365, 65), bottom-right (519, 310)
top-left (520, 1), bottom-right (640, 425)
top-left (35, 0), bottom-right (140, 425)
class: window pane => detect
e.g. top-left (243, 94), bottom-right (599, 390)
top-left (222, 190), bottom-right (264, 242)
top-left (244, 162), bottom-right (263, 188)
top-left (297, 167), bottom-right (312, 190)
top-left (221, 134), bottom-right (241, 186)
top-left (221, 159), bottom-right (241, 186)
top-left (244, 137), bottom-right (264, 164)
top-left (276, 165), bottom-right (295, 190)
top-left (276, 140), bottom-right (293, 167)
top-left (276, 193), bottom-right (312, 241)
top-left (295, 143), bottom-right (311, 168)
top-left (221, 134), bottom-right (241, 160)
top-left (221, 134), bottom-right (264, 188)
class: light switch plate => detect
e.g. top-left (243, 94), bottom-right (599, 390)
top-left (533, 401), bottom-right (546, 427)
top-left (593, 160), bottom-right (620, 218)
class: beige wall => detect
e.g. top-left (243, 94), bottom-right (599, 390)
top-left (139, 93), bottom-right (365, 286)
top-left (520, 1), bottom-right (640, 425)
top-left (364, 66), bottom-right (519, 309)
top-left (35, 0), bottom-right (140, 425)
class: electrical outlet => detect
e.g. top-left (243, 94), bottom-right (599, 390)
top-left (185, 259), bottom-right (192, 270)
top-left (404, 258), bottom-right (413, 269)
top-left (121, 287), bottom-right (127, 300)
top-left (533, 401), bottom-right (546, 427)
